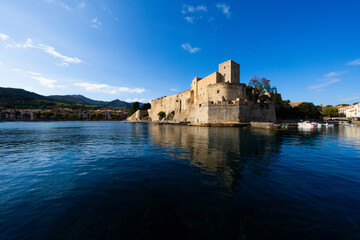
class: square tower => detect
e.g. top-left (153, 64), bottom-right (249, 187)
top-left (218, 60), bottom-right (240, 83)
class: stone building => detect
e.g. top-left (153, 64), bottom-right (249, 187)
top-left (148, 60), bottom-right (276, 124)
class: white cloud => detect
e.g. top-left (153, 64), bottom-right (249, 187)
top-left (27, 71), bottom-right (41, 76)
top-left (9, 65), bottom-right (66, 88)
top-left (90, 17), bottom-right (102, 28)
top-left (170, 88), bottom-right (178, 92)
top-left (0, 62), bottom-right (2, 65)
top-left (216, 3), bottom-right (230, 18)
top-left (185, 16), bottom-right (194, 23)
top-left (0, 33), bottom-right (82, 66)
top-left (181, 43), bottom-right (200, 54)
top-left (309, 78), bottom-right (341, 90)
top-left (11, 68), bottom-right (22, 72)
top-left (75, 82), bottom-right (146, 94)
top-left (32, 76), bottom-right (66, 88)
top-left (347, 58), bottom-right (360, 66)
top-left (80, 1), bottom-right (86, 9)
top-left (324, 71), bottom-right (347, 78)
top-left (125, 98), bottom-right (147, 103)
top-left (181, 5), bottom-right (207, 14)
top-left (0, 33), bottom-right (9, 41)
top-left (37, 44), bottom-right (82, 65)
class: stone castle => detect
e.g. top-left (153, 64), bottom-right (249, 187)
top-left (148, 60), bottom-right (277, 124)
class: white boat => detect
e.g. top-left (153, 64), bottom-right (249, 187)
top-left (324, 123), bottom-right (334, 127)
top-left (297, 121), bottom-right (317, 128)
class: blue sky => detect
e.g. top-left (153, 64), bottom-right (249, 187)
top-left (0, 0), bottom-right (359, 105)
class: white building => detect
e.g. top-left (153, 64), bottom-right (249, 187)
top-left (340, 103), bottom-right (360, 118)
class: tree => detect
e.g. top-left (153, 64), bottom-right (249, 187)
top-left (90, 112), bottom-right (97, 120)
top-left (158, 111), bottom-right (166, 120)
top-left (141, 103), bottom-right (151, 110)
top-left (54, 112), bottom-right (63, 119)
top-left (70, 114), bottom-right (79, 120)
top-left (283, 99), bottom-right (291, 105)
top-left (248, 76), bottom-right (274, 93)
top-left (322, 106), bottom-right (339, 117)
top-left (14, 111), bottom-right (20, 119)
top-left (42, 111), bottom-right (54, 119)
top-left (128, 102), bottom-right (140, 116)
top-left (273, 90), bottom-right (281, 105)
top-left (297, 102), bottom-right (321, 119)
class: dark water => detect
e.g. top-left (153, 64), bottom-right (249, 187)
top-left (0, 122), bottom-right (359, 240)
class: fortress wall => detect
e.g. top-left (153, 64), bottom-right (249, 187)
top-left (207, 105), bottom-right (240, 123)
top-left (207, 83), bottom-right (247, 103)
top-left (150, 90), bottom-right (193, 121)
top-left (249, 102), bottom-right (276, 122)
top-left (195, 72), bottom-right (223, 105)
top-left (191, 106), bottom-right (209, 123)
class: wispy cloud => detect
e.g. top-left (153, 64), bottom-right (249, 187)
top-left (324, 71), bottom-right (347, 78)
top-left (75, 82), bottom-right (146, 94)
top-left (90, 17), bottom-right (102, 28)
top-left (309, 78), bottom-right (341, 90)
top-left (181, 43), bottom-right (200, 54)
top-left (125, 98), bottom-right (147, 103)
top-left (342, 93), bottom-right (360, 102)
top-left (170, 88), bottom-right (178, 92)
top-left (216, 3), bottom-right (230, 18)
top-left (46, 0), bottom-right (72, 11)
top-left (185, 16), bottom-right (195, 23)
top-left (25, 70), bottom-right (66, 88)
top-left (11, 68), bottom-right (22, 72)
top-left (0, 33), bottom-right (82, 66)
top-left (181, 5), bottom-right (207, 14)
top-left (347, 58), bottom-right (360, 66)
top-left (32, 76), bottom-right (66, 88)
top-left (80, 1), bottom-right (86, 9)
top-left (27, 71), bottom-right (41, 76)
top-left (0, 33), bottom-right (9, 41)
top-left (60, 2), bottom-right (72, 11)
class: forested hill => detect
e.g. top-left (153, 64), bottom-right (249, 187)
top-left (0, 87), bottom-right (132, 109)
top-left (47, 95), bottom-right (131, 108)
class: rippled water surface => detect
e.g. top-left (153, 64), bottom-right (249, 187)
top-left (0, 122), bottom-right (360, 239)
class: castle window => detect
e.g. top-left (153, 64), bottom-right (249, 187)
top-left (224, 66), bottom-right (226, 69)
top-left (199, 104), bottom-right (201, 107)
top-left (217, 90), bottom-right (220, 94)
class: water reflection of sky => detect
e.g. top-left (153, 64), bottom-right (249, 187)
top-left (1, 122), bottom-right (360, 240)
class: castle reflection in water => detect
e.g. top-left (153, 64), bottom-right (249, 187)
top-left (148, 125), bottom-right (284, 188)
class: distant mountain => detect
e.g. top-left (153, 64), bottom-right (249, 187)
top-left (48, 95), bottom-right (132, 108)
top-left (106, 99), bottom-right (132, 108)
top-left (0, 87), bottom-right (57, 109)
top-left (47, 95), bottom-right (93, 105)
top-left (56, 95), bottom-right (107, 106)
top-left (0, 87), bottom-right (132, 109)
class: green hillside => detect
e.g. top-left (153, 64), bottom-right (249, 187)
top-left (0, 87), bottom-right (132, 109)
top-left (0, 87), bottom-right (58, 109)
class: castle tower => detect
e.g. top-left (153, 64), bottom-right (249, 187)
top-left (218, 60), bottom-right (240, 83)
